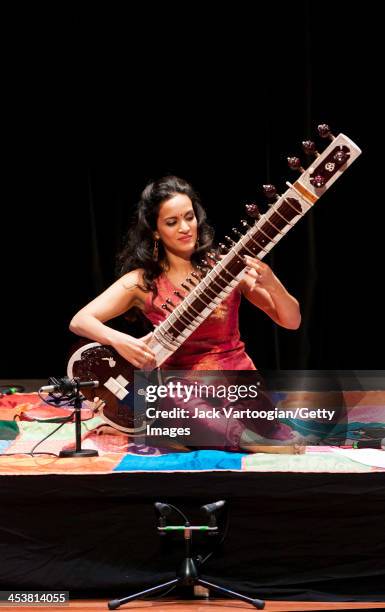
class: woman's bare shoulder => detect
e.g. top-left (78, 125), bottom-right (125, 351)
top-left (119, 268), bottom-right (149, 308)
top-left (119, 268), bottom-right (144, 288)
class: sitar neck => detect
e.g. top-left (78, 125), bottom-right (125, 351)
top-left (149, 131), bottom-right (361, 367)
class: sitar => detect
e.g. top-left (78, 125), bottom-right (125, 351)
top-left (68, 124), bottom-right (361, 433)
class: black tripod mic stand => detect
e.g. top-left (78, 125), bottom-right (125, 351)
top-left (108, 502), bottom-right (264, 610)
top-left (59, 380), bottom-right (98, 458)
top-left (40, 377), bottom-right (99, 458)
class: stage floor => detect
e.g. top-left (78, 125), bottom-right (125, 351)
top-left (6, 598), bottom-right (384, 610)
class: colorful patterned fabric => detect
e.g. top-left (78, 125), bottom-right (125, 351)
top-left (1, 392), bottom-right (385, 473)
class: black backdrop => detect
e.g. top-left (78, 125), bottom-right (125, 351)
top-left (3, 2), bottom-right (382, 378)
top-left (2, 471), bottom-right (385, 601)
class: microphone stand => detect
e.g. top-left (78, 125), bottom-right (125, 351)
top-left (108, 503), bottom-right (264, 610)
top-left (59, 380), bottom-right (98, 458)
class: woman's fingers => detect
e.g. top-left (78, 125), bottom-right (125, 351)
top-left (118, 347), bottom-right (152, 369)
top-left (244, 255), bottom-right (263, 272)
top-left (245, 268), bottom-right (261, 280)
top-left (114, 332), bottom-right (156, 368)
top-left (244, 255), bottom-right (274, 288)
top-left (135, 346), bottom-right (157, 369)
top-left (135, 339), bottom-right (155, 357)
top-left (245, 265), bottom-right (263, 286)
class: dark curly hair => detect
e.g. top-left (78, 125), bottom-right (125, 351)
top-left (116, 176), bottom-right (214, 297)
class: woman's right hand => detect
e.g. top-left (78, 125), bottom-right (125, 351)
top-left (110, 330), bottom-right (156, 369)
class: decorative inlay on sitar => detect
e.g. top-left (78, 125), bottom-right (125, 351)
top-left (68, 125), bottom-right (361, 432)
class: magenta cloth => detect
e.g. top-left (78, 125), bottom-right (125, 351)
top-left (155, 379), bottom-right (292, 450)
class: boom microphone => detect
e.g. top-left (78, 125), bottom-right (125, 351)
top-left (40, 377), bottom-right (99, 394)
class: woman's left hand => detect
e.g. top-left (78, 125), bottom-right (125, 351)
top-left (241, 255), bottom-right (301, 330)
top-left (243, 255), bottom-right (278, 292)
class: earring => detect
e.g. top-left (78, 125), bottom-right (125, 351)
top-left (195, 237), bottom-right (200, 249)
top-left (153, 239), bottom-right (159, 260)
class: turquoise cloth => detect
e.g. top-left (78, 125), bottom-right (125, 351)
top-left (281, 418), bottom-right (385, 439)
top-left (114, 449), bottom-right (245, 471)
top-left (0, 420), bottom-right (19, 440)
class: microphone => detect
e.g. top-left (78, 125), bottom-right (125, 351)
top-left (154, 502), bottom-right (172, 535)
top-left (200, 500), bottom-right (226, 515)
top-left (353, 439), bottom-right (385, 449)
top-left (200, 500), bottom-right (226, 532)
top-left (154, 502), bottom-right (172, 517)
top-left (40, 377), bottom-right (99, 394)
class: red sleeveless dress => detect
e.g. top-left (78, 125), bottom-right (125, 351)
top-left (143, 273), bottom-right (256, 370)
top-left (143, 274), bottom-right (292, 448)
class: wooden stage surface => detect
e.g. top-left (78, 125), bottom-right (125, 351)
top-left (10, 599), bottom-right (385, 611)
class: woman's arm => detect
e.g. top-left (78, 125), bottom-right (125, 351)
top-left (69, 269), bottom-right (156, 368)
top-left (239, 255), bottom-right (301, 330)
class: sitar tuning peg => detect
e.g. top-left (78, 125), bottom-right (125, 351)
top-left (218, 242), bottom-right (228, 253)
top-left (207, 252), bottom-right (220, 263)
top-left (225, 235), bottom-right (236, 246)
top-left (161, 303), bottom-right (173, 313)
top-left (333, 147), bottom-right (349, 166)
top-left (317, 124), bottom-right (335, 141)
top-left (263, 185), bottom-right (281, 208)
top-left (287, 156), bottom-right (305, 173)
top-left (310, 174), bottom-right (326, 188)
top-left (195, 264), bottom-right (206, 276)
top-left (232, 227), bottom-right (243, 238)
top-left (263, 184), bottom-right (278, 200)
top-left (173, 290), bottom-right (184, 299)
top-left (240, 219), bottom-right (252, 230)
top-left (302, 140), bottom-right (320, 157)
top-left (245, 203), bottom-right (261, 219)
